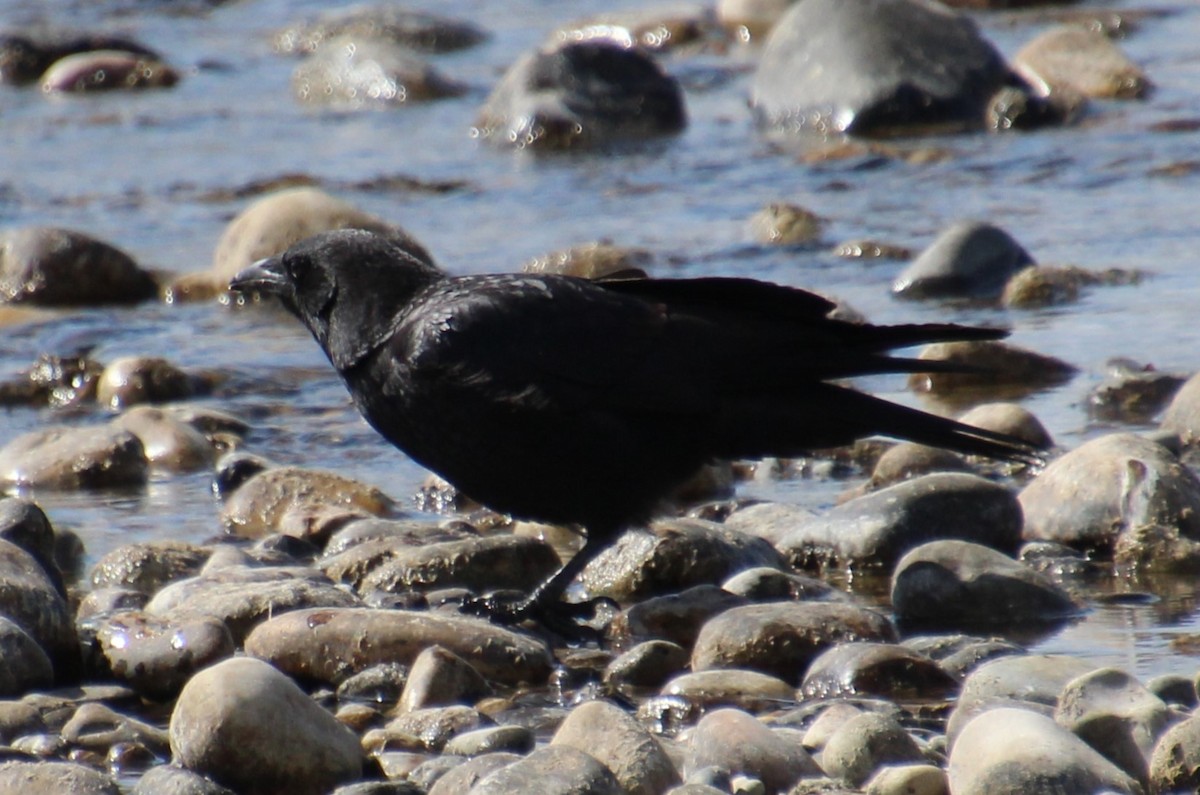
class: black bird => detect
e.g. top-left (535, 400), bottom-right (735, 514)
top-left (230, 229), bottom-right (1038, 628)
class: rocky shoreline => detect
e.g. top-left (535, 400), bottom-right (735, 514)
top-left (2, 0), bottom-right (1198, 793)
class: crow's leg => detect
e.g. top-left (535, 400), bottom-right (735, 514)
top-left (461, 529), bottom-right (616, 633)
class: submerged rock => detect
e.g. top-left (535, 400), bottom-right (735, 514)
top-left (0, 227), bottom-right (156, 306)
top-left (273, 6), bottom-right (487, 55)
top-left (292, 37), bottom-right (464, 108)
top-left (475, 40), bottom-right (686, 150)
top-left (752, 0), bottom-right (1041, 137)
top-left (41, 49), bottom-right (178, 92)
top-left (892, 220), bottom-right (1034, 301)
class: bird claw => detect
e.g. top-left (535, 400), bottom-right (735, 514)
top-left (460, 591), bottom-right (615, 644)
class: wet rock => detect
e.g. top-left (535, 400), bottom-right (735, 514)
top-left (61, 701), bottom-right (169, 755)
top-left (274, 7), bottom-right (487, 55)
top-left (752, 0), bottom-right (1031, 137)
top-left (956, 653), bottom-right (1097, 716)
top-left (891, 540), bottom-right (1079, 628)
top-left (170, 657), bottom-right (363, 795)
top-left (0, 497), bottom-right (65, 594)
top-left (1020, 432), bottom-right (1200, 556)
top-left (1147, 673), bottom-right (1196, 709)
top-left (348, 534), bottom-right (561, 596)
top-left (948, 707), bottom-right (1141, 795)
top-left (370, 704), bottom-right (488, 752)
top-left (821, 712), bottom-right (924, 787)
top-left (470, 745), bottom-right (623, 794)
top-left (1002, 264), bottom-right (1142, 309)
top-left (721, 567), bottom-right (844, 603)
top-left (748, 203), bottom-right (824, 245)
top-left (1160, 371), bottom-right (1200, 444)
top-left (1149, 712), bottom-right (1200, 793)
top-left (1056, 667), bottom-right (1172, 767)
top-left (662, 669), bottom-right (796, 712)
top-left (868, 443), bottom-right (969, 490)
top-left (210, 187), bottom-right (432, 289)
top-left (0, 349), bottom-right (103, 409)
top-left (146, 565), bottom-right (361, 643)
top-left (551, 699), bottom-right (680, 794)
top-left (581, 518), bottom-right (786, 603)
top-left (722, 501), bottom-right (818, 549)
top-left (893, 221), bottom-right (1034, 301)
top-left (426, 752), bottom-right (522, 794)
top-left (0, 699), bottom-right (47, 742)
top-left (609, 584), bottom-right (750, 648)
top-left (800, 641), bottom-right (958, 700)
top-left (552, 9), bottom-right (723, 55)
top-left (864, 763), bottom-right (947, 795)
top-left (1015, 26), bottom-right (1150, 100)
top-left (0, 30), bottom-right (161, 85)
top-left (131, 763), bottom-right (237, 794)
top-left (604, 640), bottom-right (690, 689)
top-left (292, 37), bottom-right (464, 108)
top-left (908, 340), bottom-right (1077, 398)
top-left (41, 49), bottom-right (178, 92)
top-left (956, 402), bottom-right (1054, 449)
top-left (0, 760), bottom-right (120, 794)
top-left (0, 615), bottom-right (54, 696)
top-left (1089, 360), bottom-right (1185, 424)
top-left (0, 424), bottom-right (148, 490)
top-left (398, 645), bottom-right (491, 711)
top-left (685, 708), bottom-right (820, 793)
top-left (111, 407), bottom-right (217, 471)
top-left (89, 540), bottom-right (208, 594)
top-left (244, 607), bottom-right (553, 686)
top-left (96, 357), bottom-right (205, 410)
top-left (523, 242), bottom-right (652, 279)
top-left (475, 40), bottom-right (686, 151)
top-left (442, 725), bottom-right (534, 757)
top-left (0, 537), bottom-right (79, 682)
top-left (220, 465), bottom-right (394, 540)
top-left (692, 601), bottom-right (895, 683)
top-left (0, 227), bottom-right (156, 305)
top-left (92, 612), bottom-right (234, 700)
top-left (774, 473), bottom-right (1023, 569)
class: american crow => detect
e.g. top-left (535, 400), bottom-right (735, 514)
top-left (231, 229), bottom-right (1039, 628)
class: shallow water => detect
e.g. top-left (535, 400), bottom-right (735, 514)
top-left (4, 0), bottom-right (1200, 685)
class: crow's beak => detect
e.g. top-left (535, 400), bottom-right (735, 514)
top-left (230, 256), bottom-right (288, 295)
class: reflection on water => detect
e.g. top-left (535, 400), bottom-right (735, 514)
top-left (3, 0), bottom-right (1200, 682)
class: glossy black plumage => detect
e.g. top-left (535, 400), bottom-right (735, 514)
top-left (231, 229), bottom-right (1038, 627)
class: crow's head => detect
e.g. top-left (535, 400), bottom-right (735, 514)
top-left (230, 228), bottom-right (442, 371)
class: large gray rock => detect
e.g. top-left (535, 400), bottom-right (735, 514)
top-left (891, 539), bottom-right (1079, 627)
top-left (692, 601), bottom-right (895, 683)
top-left (469, 745), bottom-right (623, 794)
top-left (171, 657), bottom-right (362, 794)
top-left (684, 708), bottom-right (820, 793)
top-left (581, 518), bottom-right (786, 603)
top-left (475, 40), bottom-right (686, 151)
top-left (1020, 433), bottom-right (1200, 554)
top-left (0, 424), bottom-right (148, 490)
top-left (752, 0), bottom-right (1030, 136)
top-left (551, 700), bottom-right (680, 794)
top-left (892, 220), bottom-right (1035, 301)
top-left (948, 707), bottom-right (1142, 795)
top-left (775, 473), bottom-right (1023, 569)
top-left (244, 607), bottom-right (553, 686)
